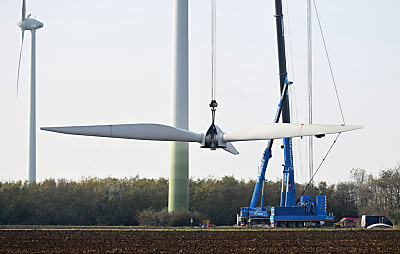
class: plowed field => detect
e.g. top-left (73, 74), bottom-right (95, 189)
top-left (1, 228), bottom-right (399, 253)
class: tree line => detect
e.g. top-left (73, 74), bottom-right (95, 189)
top-left (0, 164), bottom-right (399, 226)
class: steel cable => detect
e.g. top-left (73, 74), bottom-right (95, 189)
top-left (297, 133), bottom-right (341, 201)
top-left (211, 0), bottom-right (217, 101)
top-left (313, 0), bottom-right (346, 125)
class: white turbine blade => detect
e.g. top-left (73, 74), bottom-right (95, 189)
top-left (222, 123), bottom-right (362, 142)
top-left (223, 142), bottom-right (239, 155)
top-left (21, 0), bottom-right (26, 21)
top-left (41, 123), bottom-right (203, 143)
top-left (16, 30), bottom-right (25, 96)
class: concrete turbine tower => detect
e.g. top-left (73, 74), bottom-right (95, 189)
top-left (169, 0), bottom-right (189, 212)
top-left (16, 0), bottom-right (44, 183)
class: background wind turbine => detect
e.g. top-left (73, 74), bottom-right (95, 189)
top-left (16, 0), bottom-right (44, 183)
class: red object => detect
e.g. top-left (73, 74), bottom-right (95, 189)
top-left (336, 217), bottom-right (359, 227)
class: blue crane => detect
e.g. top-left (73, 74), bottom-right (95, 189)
top-left (237, 0), bottom-right (334, 227)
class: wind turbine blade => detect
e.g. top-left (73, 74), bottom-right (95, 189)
top-left (222, 123), bottom-right (362, 142)
top-left (16, 30), bottom-right (25, 96)
top-left (223, 142), bottom-right (239, 155)
top-left (21, 0), bottom-right (26, 21)
top-left (41, 123), bottom-right (203, 143)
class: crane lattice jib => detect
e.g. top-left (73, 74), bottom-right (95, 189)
top-left (249, 0), bottom-right (296, 209)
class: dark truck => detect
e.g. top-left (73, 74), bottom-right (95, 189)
top-left (361, 215), bottom-right (393, 228)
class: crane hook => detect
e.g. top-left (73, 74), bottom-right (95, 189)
top-left (204, 100), bottom-right (219, 149)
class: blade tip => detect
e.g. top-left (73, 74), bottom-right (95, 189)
top-left (350, 125), bottom-right (363, 130)
top-left (41, 127), bottom-right (57, 132)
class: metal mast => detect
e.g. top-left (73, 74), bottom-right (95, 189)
top-left (28, 29), bottom-right (37, 183)
top-left (307, 0), bottom-right (314, 190)
top-left (274, 0), bottom-right (296, 207)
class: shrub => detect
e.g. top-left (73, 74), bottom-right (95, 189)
top-left (137, 208), bottom-right (204, 227)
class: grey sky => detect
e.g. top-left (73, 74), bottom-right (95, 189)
top-left (0, 0), bottom-right (399, 184)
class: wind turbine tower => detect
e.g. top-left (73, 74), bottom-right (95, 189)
top-left (169, 0), bottom-right (189, 212)
top-left (16, 0), bottom-right (44, 183)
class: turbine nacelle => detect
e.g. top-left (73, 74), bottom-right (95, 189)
top-left (17, 18), bottom-right (44, 31)
top-left (16, 0), bottom-right (45, 94)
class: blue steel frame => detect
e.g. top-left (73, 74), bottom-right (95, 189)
top-left (249, 82), bottom-right (289, 208)
top-left (249, 0), bottom-right (297, 209)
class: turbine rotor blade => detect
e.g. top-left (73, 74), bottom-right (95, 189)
top-left (223, 142), bottom-right (239, 155)
top-left (41, 123), bottom-right (203, 143)
top-left (21, 0), bottom-right (26, 21)
top-left (222, 123), bottom-right (362, 142)
top-left (16, 30), bottom-right (25, 96)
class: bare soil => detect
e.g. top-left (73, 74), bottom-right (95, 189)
top-left (0, 228), bottom-right (399, 253)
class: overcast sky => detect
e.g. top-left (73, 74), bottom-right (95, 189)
top-left (0, 0), bottom-right (399, 184)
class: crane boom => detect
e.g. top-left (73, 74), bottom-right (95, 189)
top-left (237, 0), bottom-right (334, 227)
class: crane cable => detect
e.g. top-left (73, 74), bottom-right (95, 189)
top-left (313, 0), bottom-right (345, 125)
top-left (298, 0), bottom-right (347, 199)
top-left (307, 0), bottom-right (314, 189)
top-left (284, 0), bottom-right (304, 183)
top-left (298, 133), bottom-right (341, 201)
top-left (209, 0), bottom-right (218, 125)
top-left (211, 0), bottom-right (217, 102)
